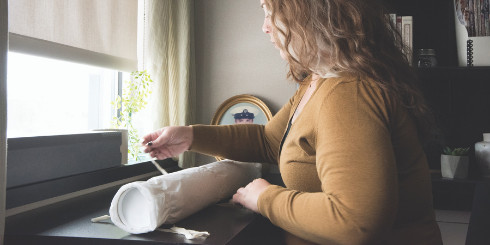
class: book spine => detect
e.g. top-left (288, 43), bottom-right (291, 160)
top-left (389, 13), bottom-right (397, 27)
top-left (401, 16), bottom-right (413, 65)
top-left (396, 16), bottom-right (402, 47)
top-left (476, 0), bottom-right (481, 36)
top-left (388, 13), bottom-right (398, 43)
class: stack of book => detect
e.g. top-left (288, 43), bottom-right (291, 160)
top-left (389, 14), bottom-right (413, 64)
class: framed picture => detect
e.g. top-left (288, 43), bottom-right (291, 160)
top-left (211, 94), bottom-right (273, 126)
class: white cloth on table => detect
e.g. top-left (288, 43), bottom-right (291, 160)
top-left (109, 160), bottom-right (262, 234)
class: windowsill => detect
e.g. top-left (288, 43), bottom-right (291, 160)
top-left (433, 174), bottom-right (490, 184)
top-left (7, 171), bottom-right (483, 244)
top-left (5, 173), bottom-right (285, 245)
top-left (6, 158), bottom-right (180, 216)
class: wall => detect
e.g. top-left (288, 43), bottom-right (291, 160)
top-left (194, 0), bottom-right (296, 164)
top-left (0, 0), bottom-right (7, 243)
top-left (417, 68), bottom-right (490, 172)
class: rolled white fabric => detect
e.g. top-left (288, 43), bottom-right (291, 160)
top-left (109, 160), bottom-right (262, 234)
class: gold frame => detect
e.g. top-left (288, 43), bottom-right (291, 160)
top-left (211, 94), bottom-right (273, 125)
top-left (211, 94), bottom-right (273, 161)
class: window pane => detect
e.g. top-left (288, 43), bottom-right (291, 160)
top-left (7, 52), bottom-right (120, 137)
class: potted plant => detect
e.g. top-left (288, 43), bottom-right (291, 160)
top-left (112, 70), bottom-right (153, 163)
top-left (441, 146), bottom-right (470, 179)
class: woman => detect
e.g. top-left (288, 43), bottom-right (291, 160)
top-left (142, 0), bottom-right (443, 244)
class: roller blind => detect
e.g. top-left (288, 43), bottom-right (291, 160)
top-left (8, 0), bottom-right (138, 71)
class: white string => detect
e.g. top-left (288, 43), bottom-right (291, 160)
top-left (91, 215), bottom-right (111, 223)
top-left (157, 226), bottom-right (210, 239)
top-left (91, 215), bottom-right (210, 240)
top-left (151, 159), bottom-right (168, 175)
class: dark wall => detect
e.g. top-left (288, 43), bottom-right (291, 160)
top-left (382, 0), bottom-right (458, 67)
top-left (419, 67), bottom-right (490, 172)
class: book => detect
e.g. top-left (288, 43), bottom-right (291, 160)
top-left (388, 13), bottom-right (398, 44)
top-left (396, 16), bottom-right (402, 43)
top-left (401, 16), bottom-right (413, 65)
top-left (386, 13), bottom-right (414, 65)
top-left (389, 13), bottom-right (397, 27)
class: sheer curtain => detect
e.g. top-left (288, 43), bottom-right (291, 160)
top-left (140, 0), bottom-right (196, 168)
top-left (0, 0), bottom-right (7, 242)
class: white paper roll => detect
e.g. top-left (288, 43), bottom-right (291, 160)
top-left (109, 160), bottom-right (262, 234)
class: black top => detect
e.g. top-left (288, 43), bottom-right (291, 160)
top-left (5, 175), bottom-right (285, 245)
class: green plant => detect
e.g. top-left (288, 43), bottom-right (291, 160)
top-left (442, 146), bottom-right (470, 156)
top-left (112, 70), bottom-right (153, 161)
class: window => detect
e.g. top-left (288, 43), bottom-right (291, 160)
top-left (4, 51), bottom-right (169, 213)
top-left (6, 52), bottom-right (152, 164)
top-left (3, 0), bottom-right (169, 216)
top-left (7, 52), bottom-right (124, 138)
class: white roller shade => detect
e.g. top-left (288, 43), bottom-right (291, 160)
top-left (8, 0), bottom-right (137, 71)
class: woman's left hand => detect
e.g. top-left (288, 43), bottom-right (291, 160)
top-left (232, 178), bottom-right (271, 213)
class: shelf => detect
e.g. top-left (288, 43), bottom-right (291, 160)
top-left (383, 0), bottom-right (459, 67)
top-left (417, 66), bottom-right (490, 71)
top-left (417, 66), bottom-right (490, 170)
top-left (432, 173), bottom-right (490, 184)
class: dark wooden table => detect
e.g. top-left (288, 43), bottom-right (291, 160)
top-left (5, 183), bottom-right (284, 245)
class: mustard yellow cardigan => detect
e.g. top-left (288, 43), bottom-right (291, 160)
top-left (191, 75), bottom-right (443, 245)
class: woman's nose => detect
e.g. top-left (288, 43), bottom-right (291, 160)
top-left (262, 19), bottom-right (271, 34)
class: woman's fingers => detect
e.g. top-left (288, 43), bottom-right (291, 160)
top-left (141, 126), bottom-right (193, 160)
top-left (231, 188), bottom-right (245, 206)
top-left (231, 180), bottom-right (271, 213)
top-left (149, 147), bottom-right (173, 160)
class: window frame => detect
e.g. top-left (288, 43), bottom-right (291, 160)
top-left (6, 157), bottom-right (179, 216)
top-left (4, 0), bottom-right (163, 216)
top-left (5, 56), bottom-right (173, 216)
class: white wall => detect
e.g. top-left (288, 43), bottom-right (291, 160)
top-left (194, 0), bottom-right (296, 164)
top-left (194, 0), bottom-right (296, 122)
top-left (0, 0), bottom-right (7, 243)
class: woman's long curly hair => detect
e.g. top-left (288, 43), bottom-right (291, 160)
top-left (263, 0), bottom-right (436, 142)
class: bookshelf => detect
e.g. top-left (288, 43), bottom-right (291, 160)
top-left (382, 0), bottom-right (490, 162)
top-left (383, 1), bottom-right (490, 212)
top-left (382, 0), bottom-right (459, 67)
top-left (418, 67), bottom-right (490, 170)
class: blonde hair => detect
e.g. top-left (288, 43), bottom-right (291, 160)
top-left (263, 0), bottom-right (435, 142)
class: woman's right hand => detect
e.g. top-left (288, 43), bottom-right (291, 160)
top-left (141, 126), bottom-right (193, 160)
